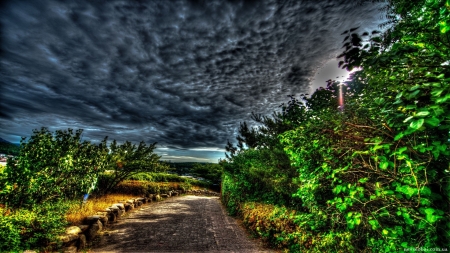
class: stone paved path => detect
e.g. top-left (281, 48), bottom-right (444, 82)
top-left (90, 195), bottom-right (276, 253)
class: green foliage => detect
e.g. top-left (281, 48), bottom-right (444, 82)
top-left (241, 202), bottom-right (356, 252)
top-left (126, 172), bottom-right (184, 182)
top-left (222, 96), bottom-right (305, 211)
top-left (0, 164), bottom-right (5, 178)
top-left (0, 142), bottom-right (20, 156)
top-left (223, 0), bottom-right (450, 251)
top-left (110, 180), bottom-right (188, 195)
top-left (0, 201), bottom-right (69, 252)
top-left (96, 140), bottom-right (165, 194)
top-left (190, 163), bottom-right (223, 184)
top-left (0, 128), bottom-right (108, 209)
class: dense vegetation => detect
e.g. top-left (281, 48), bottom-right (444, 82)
top-left (0, 141), bottom-right (20, 156)
top-left (0, 127), bottom-right (221, 251)
top-left (0, 128), bottom-right (169, 251)
top-left (222, 0), bottom-right (449, 251)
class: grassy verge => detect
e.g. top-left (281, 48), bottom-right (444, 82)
top-left (65, 193), bottom-right (142, 225)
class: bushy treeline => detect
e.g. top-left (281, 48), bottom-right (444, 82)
top-left (166, 162), bottom-right (223, 185)
top-left (0, 127), bottom-right (167, 251)
top-left (222, 0), bottom-right (449, 251)
top-left (0, 141), bottom-right (20, 156)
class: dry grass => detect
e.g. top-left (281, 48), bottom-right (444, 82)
top-left (65, 193), bottom-right (141, 225)
top-left (65, 181), bottom-right (198, 225)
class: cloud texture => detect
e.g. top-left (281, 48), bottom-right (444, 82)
top-left (0, 0), bottom-right (385, 162)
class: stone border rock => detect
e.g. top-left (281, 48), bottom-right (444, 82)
top-left (185, 189), bottom-right (221, 196)
top-left (25, 189), bottom-right (220, 252)
top-left (56, 196), bottom-right (154, 253)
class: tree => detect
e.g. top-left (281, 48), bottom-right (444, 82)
top-left (97, 140), bottom-right (166, 194)
top-left (190, 163), bottom-right (222, 184)
top-left (0, 128), bottom-right (108, 209)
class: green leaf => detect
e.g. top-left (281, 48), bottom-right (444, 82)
top-left (402, 212), bottom-right (414, 225)
top-left (425, 117), bottom-right (440, 127)
top-left (407, 90), bottom-right (420, 99)
top-left (415, 111), bottom-right (429, 117)
top-left (420, 186), bottom-right (432, 197)
top-left (394, 132), bottom-right (404, 141)
top-left (359, 177), bottom-right (369, 183)
top-left (436, 93), bottom-right (450, 103)
top-left (405, 104), bottom-right (417, 110)
top-left (368, 219), bottom-right (379, 230)
top-left (396, 146), bottom-right (407, 154)
top-left (409, 119), bottom-right (424, 130)
top-left (379, 161), bottom-right (389, 170)
top-left (431, 88), bottom-right (444, 97)
top-left (409, 85), bottom-right (421, 91)
top-left (403, 116), bottom-right (414, 123)
top-left (424, 208), bottom-right (442, 223)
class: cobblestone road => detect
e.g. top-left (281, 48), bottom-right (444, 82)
top-left (90, 195), bottom-right (275, 253)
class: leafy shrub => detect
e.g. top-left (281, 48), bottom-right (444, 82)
top-left (145, 172), bottom-right (187, 182)
top-left (241, 202), bottom-right (356, 252)
top-left (96, 140), bottom-right (164, 194)
top-left (223, 0), bottom-right (450, 250)
top-left (110, 180), bottom-right (187, 195)
top-left (0, 128), bottom-right (108, 208)
top-left (0, 201), bottom-right (69, 252)
top-left (127, 172), bottom-right (155, 181)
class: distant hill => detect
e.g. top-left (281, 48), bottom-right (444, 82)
top-left (0, 137), bottom-right (20, 155)
top-left (0, 137), bottom-right (11, 144)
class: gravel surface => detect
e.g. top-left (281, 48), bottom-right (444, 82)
top-left (90, 195), bottom-right (276, 253)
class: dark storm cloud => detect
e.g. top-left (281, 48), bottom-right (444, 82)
top-left (0, 0), bottom-right (385, 161)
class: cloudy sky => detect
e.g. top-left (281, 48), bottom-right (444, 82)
top-left (0, 0), bottom-right (386, 162)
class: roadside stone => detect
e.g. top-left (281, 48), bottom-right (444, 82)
top-left (77, 225), bottom-right (89, 233)
top-left (123, 202), bottom-right (133, 211)
top-left (87, 220), bottom-right (103, 240)
top-left (58, 234), bottom-right (79, 244)
top-left (108, 206), bottom-right (121, 219)
top-left (78, 234), bottom-right (87, 250)
top-left (112, 203), bottom-right (125, 210)
top-left (62, 246), bottom-right (77, 253)
top-left (65, 226), bottom-right (82, 235)
top-left (99, 215), bottom-right (108, 227)
top-left (85, 215), bottom-right (101, 225)
top-left (106, 211), bottom-right (117, 223)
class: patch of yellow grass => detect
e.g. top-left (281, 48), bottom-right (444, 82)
top-left (65, 193), bottom-right (141, 225)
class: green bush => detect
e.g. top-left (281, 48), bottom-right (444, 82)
top-left (222, 1), bottom-right (450, 250)
top-left (145, 173), bottom-right (187, 182)
top-left (0, 202), bottom-right (69, 252)
top-left (96, 140), bottom-right (163, 194)
top-left (127, 172), bottom-right (155, 181)
top-left (110, 180), bottom-right (188, 195)
top-left (241, 202), bottom-right (356, 252)
top-left (0, 128), bottom-right (108, 208)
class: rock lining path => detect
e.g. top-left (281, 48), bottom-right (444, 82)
top-left (90, 195), bottom-right (276, 253)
